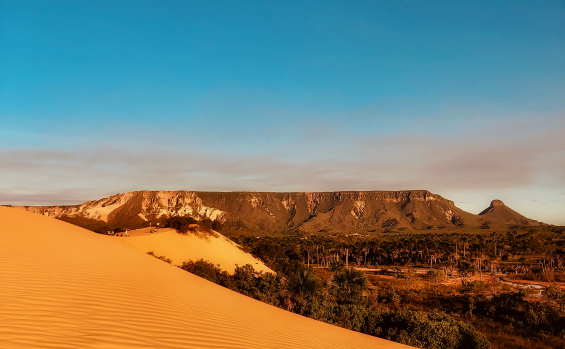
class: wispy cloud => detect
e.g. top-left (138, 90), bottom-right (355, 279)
top-left (1, 113), bottom-right (564, 224)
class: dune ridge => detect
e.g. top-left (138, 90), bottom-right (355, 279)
top-left (0, 207), bottom-right (410, 349)
top-left (115, 227), bottom-right (272, 273)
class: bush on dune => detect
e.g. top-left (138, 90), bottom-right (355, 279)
top-left (165, 216), bottom-right (198, 234)
top-left (165, 216), bottom-right (221, 239)
top-left (93, 225), bottom-right (112, 234)
top-left (181, 259), bottom-right (285, 307)
top-left (180, 259), bottom-right (231, 285)
top-left (146, 251), bottom-right (172, 264)
top-left (200, 217), bottom-right (223, 231)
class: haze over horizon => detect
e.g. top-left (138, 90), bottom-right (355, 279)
top-left (1, 1), bottom-right (564, 224)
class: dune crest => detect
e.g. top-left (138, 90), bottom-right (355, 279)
top-left (115, 227), bottom-right (272, 273)
top-left (0, 206), bottom-right (411, 349)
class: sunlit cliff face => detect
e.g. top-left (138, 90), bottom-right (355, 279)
top-left (14, 190), bottom-right (539, 236)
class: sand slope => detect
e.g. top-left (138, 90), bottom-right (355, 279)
top-left (114, 227), bottom-right (272, 273)
top-left (0, 207), bottom-right (411, 349)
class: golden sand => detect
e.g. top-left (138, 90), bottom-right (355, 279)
top-left (115, 226), bottom-right (272, 273)
top-left (0, 207), bottom-right (411, 349)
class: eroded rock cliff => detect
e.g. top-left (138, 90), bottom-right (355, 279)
top-left (14, 190), bottom-right (535, 235)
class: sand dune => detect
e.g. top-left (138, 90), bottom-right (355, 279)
top-left (0, 207), bottom-right (411, 349)
top-left (114, 227), bottom-right (272, 273)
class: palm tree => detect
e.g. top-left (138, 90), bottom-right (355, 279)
top-left (362, 247), bottom-right (370, 267)
top-left (332, 267), bottom-right (367, 303)
top-left (287, 269), bottom-right (321, 304)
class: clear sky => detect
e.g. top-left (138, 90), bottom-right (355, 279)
top-left (1, 0), bottom-right (564, 224)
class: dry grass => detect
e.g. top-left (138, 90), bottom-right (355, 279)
top-left (505, 271), bottom-right (565, 283)
top-left (472, 318), bottom-right (565, 349)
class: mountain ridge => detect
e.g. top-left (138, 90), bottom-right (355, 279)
top-left (12, 190), bottom-right (538, 235)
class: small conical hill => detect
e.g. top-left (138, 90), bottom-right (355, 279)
top-left (478, 200), bottom-right (537, 226)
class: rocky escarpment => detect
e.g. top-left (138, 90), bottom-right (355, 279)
top-left (13, 190), bottom-right (533, 235)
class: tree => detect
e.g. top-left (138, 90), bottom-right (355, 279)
top-left (458, 260), bottom-right (476, 278)
top-left (332, 267), bottom-right (367, 303)
top-left (329, 259), bottom-right (345, 272)
top-left (287, 269), bottom-right (321, 304)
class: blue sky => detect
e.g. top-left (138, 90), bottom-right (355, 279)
top-left (1, 1), bottom-right (564, 224)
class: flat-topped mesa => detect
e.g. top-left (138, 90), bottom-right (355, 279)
top-left (334, 190), bottom-right (442, 202)
top-left (14, 189), bottom-right (534, 234)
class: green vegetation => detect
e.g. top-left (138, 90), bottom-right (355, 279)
top-left (164, 216), bottom-right (222, 235)
top-left (228, 232), bottom-right (565, 349)
top-left (93, 225), bottom-right (112, 234)
top-left (164, 216), bottom-right (198, 234)
top-left (180, 260), bottom-right (285, 307)
top-left (179, 257), bottom-right (490, 349)
top-left (153, 227), bottom-right (565, 348)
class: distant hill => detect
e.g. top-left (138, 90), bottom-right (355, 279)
top-left (478, 199), bottom-right (537, 227)
top-left (13, 190), bottom-right (538, 235)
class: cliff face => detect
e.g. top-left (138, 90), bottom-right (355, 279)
top-left (14, 190), bottom-right (527, 235)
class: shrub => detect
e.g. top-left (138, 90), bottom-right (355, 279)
top-left (461, 281), bottom-right (489, 295)
top-left (297, 299), bottom-right (369, 331)
top-left (93, 225), bottom-right (111, 234)
top-left (543, 285), bottom-right (565, 300)
top-left (165, 216), bottom-right (198, 234)
top-left (364, 310), bottom-right (492, 349)
top-left (180, 259), bottom-right (231, 285)
top-left (146, 251), bottom-right (172, 264)
top-left (426, 269), bottom-right (446, 285)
